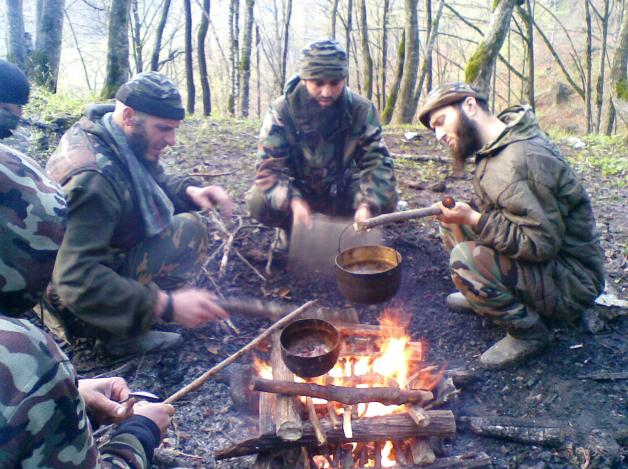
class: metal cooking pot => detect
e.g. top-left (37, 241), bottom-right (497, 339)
top-left (335, 244), bottom-right (402, 304)
top-left (280, 318), bottom-right (340, 379)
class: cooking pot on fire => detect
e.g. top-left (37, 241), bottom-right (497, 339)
top-left (280, 318), bottom-right (340, 379)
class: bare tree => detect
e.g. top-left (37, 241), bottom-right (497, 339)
top-left (130, 0), bottom-right (143, 73)
top-left (393, 0), bottom-right (420, 124)
top-left (517, 0), bottom-right (535, 110)
top-left (594, 0), bottom-right (611, 132)
top-left (382, 31), bottom-right (405, 124)
top-left (584, 0), bottom-right (593, 133)
top-left (464, 0), bottom-right (518, 97)
top-left (330, 0), bottom-right (339, 39)
top-left (228, 0), bottom-right (240, 115)
top-left (279, 0), bottom-right (293, 92)
top-left (239, 0), bottom-right (255, 117)
top-left (5, 0), bottom-right (27, 70)
top-left (101, 0), bottom-right (130, 98)
top-left (33, 0), bottom-right (65, 91)
top-left (346, 0), bottom-right (353, 85)
top-left (150, 0), bottom-right (172, 71)
top-left (380, 0), bottom-right (391, 109)
top-left (183, 0), bottom-right (195, 113)
top-left (198, 0), bottom-right (211, 115)
top-left (425, 0), bottom-right (433, 93)
top-left (604, 5), bottom-right (628, 134)
top-left (358, 0), bottom-right (373, 99)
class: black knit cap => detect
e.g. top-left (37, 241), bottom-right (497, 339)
top-left (0, 59), bottom-right (30, 105)
top-left (115, 71), bottom-right (185, 120)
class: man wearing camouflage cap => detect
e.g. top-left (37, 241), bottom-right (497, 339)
top-left (247, 38), bottom-right (397, 239)
top-left (45, 72), bottom-right (232, 356)
top-left (418, 83), bottom-right (605, 368)
top-left (0, 59), bottom-right (174, 468)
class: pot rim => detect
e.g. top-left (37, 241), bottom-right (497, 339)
top-left (335, 244), bottom-right (403, 275)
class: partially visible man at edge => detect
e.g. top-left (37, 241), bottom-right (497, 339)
top-left (247, 38), bottom-right (397, 239)
top-left (0, 58), bottom-right (174, 468)
top-left (45, 71), bottom-right (231, 357)
top-left (417, 83), bottom-right (605, 369)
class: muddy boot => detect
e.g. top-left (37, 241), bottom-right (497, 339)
top-left (98, 331), bottom-right (182, 358)
top-left (446, 292), bottom-right (474, 313)
top-left (480, 320), bottom-right (551, 369)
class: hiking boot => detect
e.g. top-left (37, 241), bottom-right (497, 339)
top-left (480, 333), bottom-right (550, 369)
top-left (446, 292), bottom-right (474, 312)
top-left (97, 331), bottom-right (182, 358)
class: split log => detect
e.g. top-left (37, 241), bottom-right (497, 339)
top-left (410, 438), bottom-right (436, 465)
top-left (405, 404), bottom-right (430, 427)
top-left (252, 378), bottom-right (433, 406)
top-left (215, 410), bottom-right (456, 459)
top-left (306, 397), bottom-right (327, 446)
top-left (270, 332), bottom-right (303, 441)
top-left (459, 415), bottom-right (564, 447)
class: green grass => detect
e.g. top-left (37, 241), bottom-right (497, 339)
top-left (561, 134), bottom-right (628, 187)
top-left (25, 86), bottom-right (96, 123)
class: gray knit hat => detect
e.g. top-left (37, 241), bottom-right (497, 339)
top-left (115, 71), bottom-right (185, 120)
top-left (299, 38), bottom-right (349, 80)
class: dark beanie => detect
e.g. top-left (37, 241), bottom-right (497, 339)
top-left (115, 71), bottom-right (185, 120)
top-left (0, 60), bottom-right (30, 105)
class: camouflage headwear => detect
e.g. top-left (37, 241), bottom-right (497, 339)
top-left (299, 38), bottom-right (349, 80)
top-left (0, 59), bottom-right (30, 105)
top-left (417, 82), bottom-right (487, 129)
top-left (115, 71), bottom-right (185, 120)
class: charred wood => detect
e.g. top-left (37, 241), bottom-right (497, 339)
top-left (459, 415), bottom-right (564, 447)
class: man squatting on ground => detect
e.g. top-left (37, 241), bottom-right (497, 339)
top-left (44, 72), bottom-right (232, 357)
top-left (0, 59), bottom-right (174, 468)
top-left (417, 83), bottom-right (605, 368)
top-left (247, 38), bottom-right (397, 235)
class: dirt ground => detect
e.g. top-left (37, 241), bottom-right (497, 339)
top-left (26, 116), bottom-right (626, 468)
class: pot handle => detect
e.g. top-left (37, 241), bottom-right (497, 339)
top-left (338, 222), bottom-right (356, 253)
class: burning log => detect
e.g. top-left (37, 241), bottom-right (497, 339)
top-left (215, 410), bottom-right (456, 460)
top-left (252, 378), bottom-right (433, 406)
top-left (459, 415), bottom-right (565, 447)
top-left (405, 404), bottom-right (431, 427)
top-left (270, 332), bottom-right (303, 441)
top-left (355, 451), bottom-right (491, 468)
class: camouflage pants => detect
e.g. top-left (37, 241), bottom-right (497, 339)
top-left (440, 222), bottom-right (546, 337)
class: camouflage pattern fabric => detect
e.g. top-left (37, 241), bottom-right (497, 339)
top-left (0, 316), bottom-right (149, 468)
top-left (248, 77), bottom-right (397, 227)
top-left (45, 112), bottom-right (204, 340)
top-left (0, 143), bottom-right (66, 315)
top-left (417, 82), bottom-right (487, 128)
top-left (115, 71), bottom-right (185, 120)
top-left (299, 38), bottom-right (349, 80)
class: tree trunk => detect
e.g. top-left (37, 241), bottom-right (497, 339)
top-left (238, 0), bottom-right (255, 117)
top-left (425, 0), bottom-right (433, 93)
top-left (279, 0), bottom-right (292, 92)
top-left (198, 0), bottom-right (211, 116)
top-left (228, 0), bottom-right (240, 116)
top-left (380, 0), bottom-right (390, 109)
top-left (183, 0), bottom-right (195, 114)
top-left (130, 0), bottom-right (143, 73)
top-left (584, 0), bottom-right (593, 133)
top-left (33, 0), bottom-right (65, 91)
top-left (358, 0), bottom-right (373, 99)
top-left (150, 0), bottom-right (172, 71)
top-left (464, 0), bottom-right (518, 97)
top-left (595, 0), bottom-right (610, 132)
top-left (346, 0), bottom-right (353, 86)
top-left (5, 0), bottom-right (27, 71)
top-left (381, 31), bottom-right (405, 124)
top-left (518, 0), bottom-right (535, 111)
top-left (330, 0), bottom-right (340, 39)
top-left (256, 24), bottom-right (261, 116)
top-left (604, 7), bottom-right (628, 134)
top-left (101, 0), bottom-right (130, 98)
top-left (393, 0), bottom-right (420, 124)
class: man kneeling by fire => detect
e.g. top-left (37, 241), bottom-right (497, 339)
top-left (417, 83), bottom-right (605, 369)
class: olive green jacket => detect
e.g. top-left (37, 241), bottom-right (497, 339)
top-left (473, 105), bottom-right (605, 315)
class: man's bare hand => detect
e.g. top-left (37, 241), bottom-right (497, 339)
top-left (434, 201), bottom-right (481, 227)
top-left (186, 185), bottom-right (235, 218)
top-left (133, 401), bottom-right (175, 435)
top-left (78, 377), bottom-right (134, 425)
top-left (290, 198), bottom-right (312, 228)
top-left (171, 288), bottom-right (229, 328)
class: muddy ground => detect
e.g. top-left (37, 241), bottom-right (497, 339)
top-left (23, 117), bottom-right (627, 468)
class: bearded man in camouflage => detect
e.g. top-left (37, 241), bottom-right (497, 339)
top-left (418, 83), bottom-right (605, 368)
top-left (0, 59), bottom-right (174, 468)
top-left (247, 38), bottom-right (397, 235)
top-left (45, 72), bottom-right (231, 356)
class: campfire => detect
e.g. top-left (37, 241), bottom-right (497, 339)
top-left (216, 310), bottom-right (466, 468)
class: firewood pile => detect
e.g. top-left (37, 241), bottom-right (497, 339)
top-left (216, 317), bottom-right (491, 468)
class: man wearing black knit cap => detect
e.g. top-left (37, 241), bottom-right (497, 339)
top-left (45, 72), bottom-right (232, 356)
top-left (0, 59), bottom-right (30, 138)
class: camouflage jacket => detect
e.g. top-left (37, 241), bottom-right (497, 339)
top-left (473, 105), bottom-right (605, 313)
top-left (0, 143), bottom-right (66, 315)
top-left (0, 315), bottom-right (154, 468)
top-left (45, 111), bottom-right (200, 338)
top-left (255, 77), bottom-right (397, 215)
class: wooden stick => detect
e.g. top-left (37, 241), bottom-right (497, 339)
top-left (252, 378), bottom-right (433, 406)
top-left (164, 300), bottom-right (317, 404)
top-left (343, 406), bottom-right (353, 438)
top-left (189, 170), bottom-right (235, 177)
top-left (405, 404), bottom-right (431, 427)
top-left (306, 397), bottom-right (327, 446)
top-left (356, 207), bottom-right (441, 231)
top-left (234, 248), bottom-right (267, 281)
top-left (271, 331), bottom-right (303, 441)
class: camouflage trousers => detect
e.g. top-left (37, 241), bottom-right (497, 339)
top-left (440, 222), bottom-right (547, 337)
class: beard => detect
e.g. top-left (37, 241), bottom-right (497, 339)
top-left (127, 123), bottom-right (150, 162)
top-left (451, 108), bottom-right (483, 171)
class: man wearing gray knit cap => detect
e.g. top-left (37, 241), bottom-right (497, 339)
top-left (247, 38), bottom-right (397, 240)
top-left (44, 72), bottom-right (232, 356)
